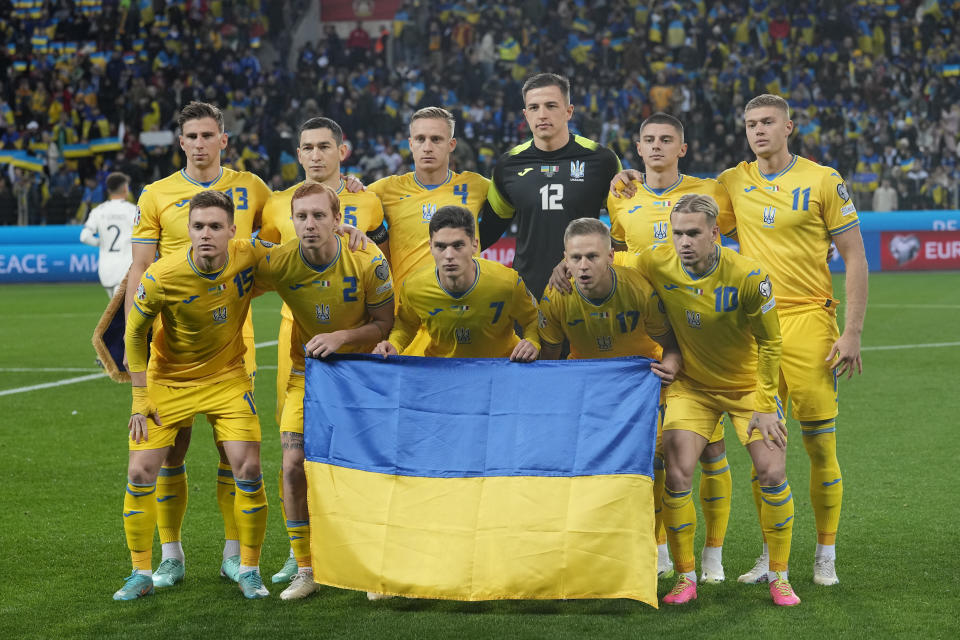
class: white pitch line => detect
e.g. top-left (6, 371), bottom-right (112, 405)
top-left (862, 341), bottom-right (960, 352)
top-left (254, 340), bottom-right (278, 348)
top-left (0, 367), bottom-right (101, 372)
top-left (0, 373), bottom-right (107, 397)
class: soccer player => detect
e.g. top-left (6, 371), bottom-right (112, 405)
top-left (366, 107), bottom-right (489, 355)
top-left (479, 72), bottom-right (622, 297)
top-left (255, 182), bottom-right (394, 600)
top-left (259, 117), bottom-right (388, 584)
top-left (80, 172), bottom-right (136, 298)
top-left (115, 190), bottom-right (271, 601)
top-left (551, 113), bottom-right (736, 582)
top-left (717, 94), bottom-right (868, 586)
top-left (631, 194), bottom-right (799, 607)
top-left (125, 101), bottom-right (271, 587)
top-left (373, 205), bottom-right (539, 361)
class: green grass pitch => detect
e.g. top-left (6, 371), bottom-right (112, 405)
top-left (0, 273), bottom-right (957, 639)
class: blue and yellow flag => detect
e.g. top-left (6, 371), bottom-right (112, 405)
top-left (304, 355), bottom-right (660, 605)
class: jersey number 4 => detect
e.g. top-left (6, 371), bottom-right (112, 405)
top-left (539, 184), bottom-right (563, 210)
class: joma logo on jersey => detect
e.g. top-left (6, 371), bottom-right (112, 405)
top-left (653, 222), bottom-right (668, 241)
top-left (173, 198), bottom-right (191, 208)
top-left (422, 204), bottom-right (437, 221)
top-left (685, 310), bottom-right (702, 329)
top-left (315, 303), bottom-right (331, 323)
top-left (455, 327), bottom-right (471, 344)
top-left (763, 206), bottom-right (776, 227)
top-left (212, 306), bottom-right (228, 324)
top-left (570, 160), bottom-right (585, 181)
top-left (596, 336), bottom-right (613, 351)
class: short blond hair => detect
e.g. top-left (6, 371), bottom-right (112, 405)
top-left (564, 218), bottom-right (611, 249)
top-left (744, 94), bottom-right (790, 119)
top-left (671, 194), bottom-right (718, 223)
top-left (290, 181), bottom-right (340, 218)
top-left (410, 107), bottom-right (456, 137)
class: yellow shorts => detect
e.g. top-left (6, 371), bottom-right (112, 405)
top-left (279, 373), bottom-right (305, 434)
top-left (656, 387), bottom-right (724, 455)
top-left (242, 308), bottom-right (257, 378)
top-left (275, 311), bottom-right (295, 425)
top-left (663, 378), bottom-right (782, 447)
top-left (778, 308), bottom-right (840, 422)
top-left (130, 376), bottom-right (261, 451)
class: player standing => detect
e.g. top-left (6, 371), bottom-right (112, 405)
top-left (479, 72), bottom-right (622, 298)
top-left (125, 101), bottom-right (271, 587)
top-left (115, 191), bottom-right (271, 600)
top-left (718, 95), bottom-right (867, 586)
top-left (259, 117), bottom-right (389, 584)
top-left (80, 172), bottom-right (137, 298)
top-left (632, 194), bottom-right (799, 607)
top-left (373, 205), bottom-right (539, 361)
top-left (255, 182), bottom-right (394, 599)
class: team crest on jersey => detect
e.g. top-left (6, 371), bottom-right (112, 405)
top-left (422, 204), bottom-right (437, 221)
top-left (375, 261), bottom-right (389, 281)
top-left (455, 327), bottom-right (471, 344)
top-left (135, 283), bottom-right (146, 301)
top-left (837, 183), bottom-right (850, 202)
top-left (685, 309), bottom-right (702, 329)
top-left (653, 222), bottom-right (668, 241)
top-left (133, 206), bottom-right (141, 227)
top-left (212, 306), bottom-right (228, 324)
top-left (540, 165), bottom-right (559, 178)
top-left (758, 275), bottom-right (772, 298)
top-left (762, 206), bottom-right (776, 227)
top-left (596, 335), bottom-right (613, 351)
top-left (316, 303), bottom-right (331, 323)
top-left (570, 160), bottom-right (585, 181)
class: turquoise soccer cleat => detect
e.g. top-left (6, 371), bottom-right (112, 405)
top-left (238, 570), bottom-right (270, 599)
top-left (152, 558), bottom-right (185, 587)
top-left (113, 571), bottom-right (155, 601)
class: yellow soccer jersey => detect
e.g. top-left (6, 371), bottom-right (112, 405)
top-left (718, 155), bottom-right (859, 309)
top-left (126, 238), bottom-right (271, 386)
top-left (368, 170), bottom-right (489, 286)
top-left (607, 175), bottom-right (735, 251)
top-left (389, 258), bottom-right (540, 358)
top-left (256, 235), bottom-right (394, 370)
top-left (132, 167), bottom-right (271, 256)
top-left (539, 264), bottom-right (668, 359)
top-left (629, 244), bottom-right (782, 411)
top-left (259, 179), bottom-right (386, 245)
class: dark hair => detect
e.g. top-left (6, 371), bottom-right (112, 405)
top-left (639, 112), bottom-right (685, 142)
top-left (428, 205), bottom-right (475, 239)
top-left (298, 117), bottom-right (344, 146)
top-left (521, 73), bottom-right (571, 104)
top-left (105, 172), bottom-right (129, 195)
top-left (189, 189), bottom-right (234, 222)
top-left (178, 101), bottom-right (224, 133)
top-left (290, 181), bottom-right (341, 218)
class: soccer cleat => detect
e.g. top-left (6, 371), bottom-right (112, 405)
top-left (220, 555), bottom-right (240, 582)
top-left (280, 572), bottom-right (319, 600)
top-left (366, 592), bottom-right (395, 600)
top-left (272, 555), bottom-right (299, 584)
top-left (662, 575), bottom-right (697, 605)
top-left (113, 571), bottom-right (155, 601)
top-left (238, 570), bottom-right (270, 599)
top-left (769, 573), bottom-right (801, 606)
top-left (152, 558), bottom-right (185, 587)
top-left (657, 558), bottom-right (675, 580)
top-left (738, 553), bottom-right (770, 583)
top-left (813, 557), bottom-right (839, 586)
top-left (700, 558), bottom-right (725, 583)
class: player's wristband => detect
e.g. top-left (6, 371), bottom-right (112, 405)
top-left (131, 386), bottom-right (152, 416)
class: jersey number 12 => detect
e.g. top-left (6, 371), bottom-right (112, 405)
top-left (540, 184), bottom-right (563, 210)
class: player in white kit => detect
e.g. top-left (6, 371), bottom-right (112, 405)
top-left (80, 172), bottom-right (137, 297)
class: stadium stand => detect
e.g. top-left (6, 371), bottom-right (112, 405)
top-left (1, 0), bottom-right (958, 222)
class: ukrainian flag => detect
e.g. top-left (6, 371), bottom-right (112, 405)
top-left (303, 355), bottom-right (660, 605)
top-left (0, 150), bottom-right (45, 172)
top-left (572, 17), bottom-right (592, 33)
top-left (943, 64), bottom-right (960, 77)
top-left (90, 136), bottom-right (122, 153)
top-left (61, 143), bottom-right (93, 158)
top-left (383, 96), bottom-right (398, 118)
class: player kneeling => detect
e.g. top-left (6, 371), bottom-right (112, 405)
top-left (115, 191), bottom-right (273, 601)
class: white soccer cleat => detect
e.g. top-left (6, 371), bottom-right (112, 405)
top-left (280, 572), bottom-right (319, 600)
top-left (738, 553), bottom-right (770, 584)
top-left (657, 558), bottom-right (675, 580)
top-left (700, 559), bottom-right (725, 583)
top-left (366, 591), bottom-right (395, 600)
top-left (813, 557), bottom-right (839, 586)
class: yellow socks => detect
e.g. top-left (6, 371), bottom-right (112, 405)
top-left (286, 520), bottom-right (311, 568)
top-left (653, 456), bottom-right (667, 547)
top-left (123, 480), bottom-right (157, 570)
top-left (699, 453), bottom-right (732, 548)
top-left (156, 464), bottom-right (187, 546)
top-left (801, 422), bottom-right (842, 545)
top-left (235, 474), bottom-right (268, 567)
top-left (662, 485), bottom-right (696, 574)
top-left (759, 479), bottom-right (795, 573)
top-left (217, 462), bottom-right (240, 544)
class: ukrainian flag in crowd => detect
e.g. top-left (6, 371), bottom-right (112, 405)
top-left (0, 150), bottom-right (45, 172)
top-left (383, 96), bottom-right (399, 118)
top-left (303, 355), bottom-right (660, 605)
top-left (943, 64), bottom-right (960, 77)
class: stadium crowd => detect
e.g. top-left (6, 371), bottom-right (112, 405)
top-left (1, 0), bottom-right (959, 224)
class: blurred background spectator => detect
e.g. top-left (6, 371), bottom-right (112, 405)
top-left (1, 0), bottom-right (958, 224)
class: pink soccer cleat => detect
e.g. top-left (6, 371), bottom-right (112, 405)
top-left (662, 575), bottom-right (697, 605)
top-left (769, 573), bottom-right (801, 606)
